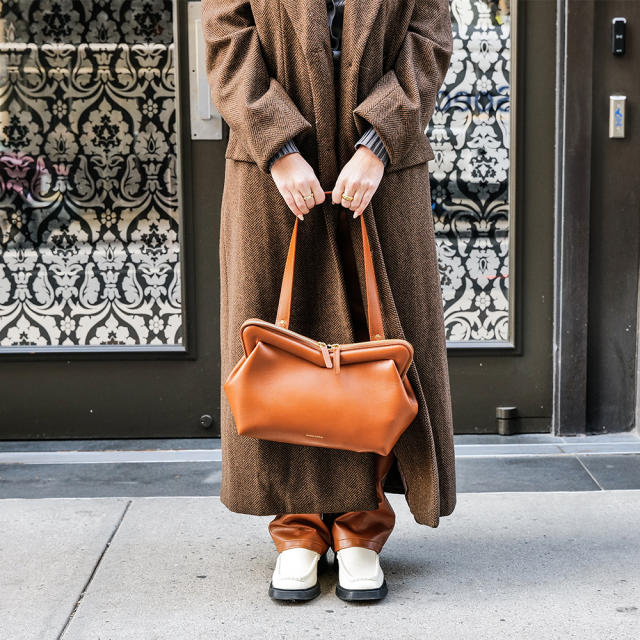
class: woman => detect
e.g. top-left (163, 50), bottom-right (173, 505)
top-left (202, 0), bottom-right (456, 602)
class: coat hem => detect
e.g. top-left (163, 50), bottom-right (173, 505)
top-left (219, 491), bottom-right (381, 518)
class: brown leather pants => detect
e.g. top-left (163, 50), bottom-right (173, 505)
top-left (268, 449), bottom-right (396, 554)
top-left (268, 207), bottom-right (396, 554)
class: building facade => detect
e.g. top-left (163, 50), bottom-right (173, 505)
top-left (0, 0), bottom-right (638, 438)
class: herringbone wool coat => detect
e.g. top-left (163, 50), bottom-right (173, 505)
top-left (202, 0), bottom-right (456, 527)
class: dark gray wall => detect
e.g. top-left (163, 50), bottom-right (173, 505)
top-left (586, 1), bottom-right (640, 432)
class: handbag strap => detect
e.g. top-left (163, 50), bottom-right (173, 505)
top-left (275, 190), bottom-right (385, 341)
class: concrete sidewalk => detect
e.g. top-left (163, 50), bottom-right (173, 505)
top-left (2, 490), bottom-right (638, 640)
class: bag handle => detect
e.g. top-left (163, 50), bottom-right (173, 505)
top-left (275, 190), bottom-right (385, 341)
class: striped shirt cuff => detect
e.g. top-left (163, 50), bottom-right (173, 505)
top-left (268, 139), bottom-right (300, 172)
top-left (354, 126), bottom-right (389, 166)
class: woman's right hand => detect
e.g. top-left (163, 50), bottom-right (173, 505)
top-left (270, 153), bottom-right (326, 220)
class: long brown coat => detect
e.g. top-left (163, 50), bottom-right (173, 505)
top-left (202, 0), bottom-right (456, 527)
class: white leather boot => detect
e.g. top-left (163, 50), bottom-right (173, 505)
top-left (269, 548), bottom-right (322, 601)
top-left (335, 546), bottom-right (388, 601)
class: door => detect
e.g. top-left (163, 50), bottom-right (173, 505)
top-left (431, 0), bottom-right (555, 433)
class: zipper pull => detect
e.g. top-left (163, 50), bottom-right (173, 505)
top-left (317, 341), bottom-right (333, 368)
top-left (330, 343), bottom-right (341, 374)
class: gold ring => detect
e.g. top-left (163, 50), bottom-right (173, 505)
top-left (341, 193), bottom-right (354, 201)
top-left (303, 193), bottom-right (314, 201)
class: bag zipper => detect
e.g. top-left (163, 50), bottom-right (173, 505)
top-left (245, 318), bottom-right (409, 352)
top-left (241, 318), bottom-right (414, 374)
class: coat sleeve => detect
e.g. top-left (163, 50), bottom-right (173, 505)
top-left (352, 0), bottom-right (453, 168)
top-left (201, 0), bottom-right (313, 173)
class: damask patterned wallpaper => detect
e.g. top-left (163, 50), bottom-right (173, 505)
top-left (0, 0), bottom-right (181, 347)
top-left (430, 0), bottom-right (511, 342)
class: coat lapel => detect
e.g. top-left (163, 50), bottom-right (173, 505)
top-left (280, 0), bottom-right (336, 180)
top-left (280, 0), bottom-right (331, 64)
top-left (280, 0), bottom-right (385, 98)
top-left (339, 0), bottom-right (385, 87)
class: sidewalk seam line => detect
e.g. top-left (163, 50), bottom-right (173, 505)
top-left (57, 499), bottom-right (132, 639)
top-left (573, 455), bottom-right (605, 490)
top-left (1, 448), bottom-right (639, 465)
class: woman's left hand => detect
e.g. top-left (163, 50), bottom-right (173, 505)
top-left (331, 146), bottom-right (385, 218)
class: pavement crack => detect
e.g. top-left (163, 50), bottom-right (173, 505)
top-left (57, 499), bottom-right (132, 639)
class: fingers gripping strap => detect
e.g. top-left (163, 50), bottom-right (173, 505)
top-left (275, 191), bottom-right (385, 341)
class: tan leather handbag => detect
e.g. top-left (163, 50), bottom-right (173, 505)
top-left (224, 191), bottom-right (418, 456)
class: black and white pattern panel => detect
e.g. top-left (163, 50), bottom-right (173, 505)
top-left (0, 1), bottom-right (181, 347)
top-left (429, 0), bottom-right (511, 342)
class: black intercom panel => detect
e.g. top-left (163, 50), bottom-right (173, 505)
top-left (612, 17), bottom-right (626, 56)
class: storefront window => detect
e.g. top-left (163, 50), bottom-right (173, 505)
top-left (430, 0), bottom-right (512, 343)
top-left (0, 0), bottom-right (182, 348)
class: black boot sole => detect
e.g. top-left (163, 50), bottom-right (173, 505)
top-left (335, 579), bottom-right (388, 602)
top-left (269, 581), bottom-right (321, 601)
